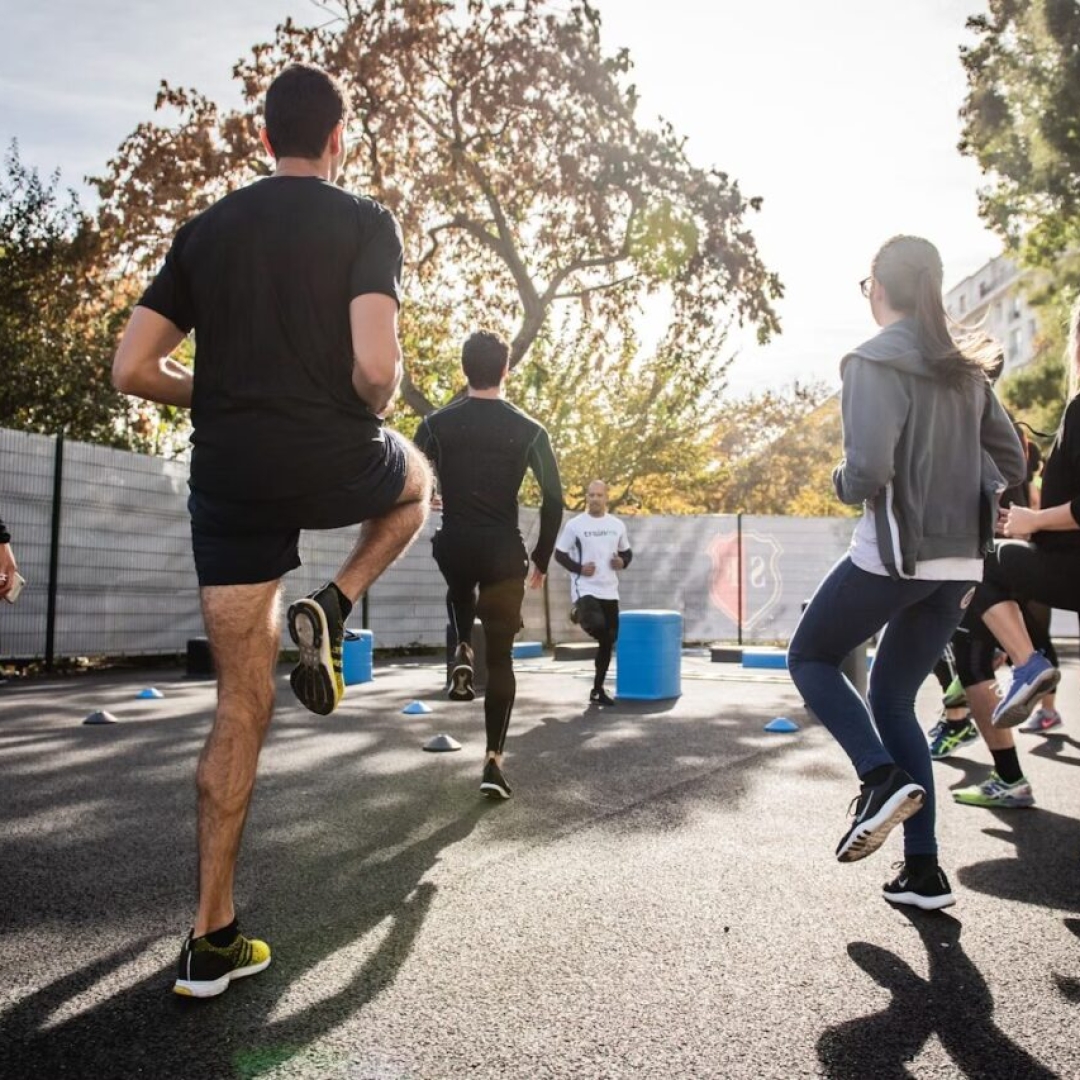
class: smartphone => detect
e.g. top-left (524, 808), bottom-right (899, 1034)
top-left (3, 573), bottom-right (26, 604)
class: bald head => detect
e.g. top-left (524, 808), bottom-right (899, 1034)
top-left (585, 480), bottom-right (608, 517)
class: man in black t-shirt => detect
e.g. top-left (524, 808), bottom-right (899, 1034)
top-left (414, 331), bottom-right (563, 800)
top-left (112, 64), bottom-right (432, 998)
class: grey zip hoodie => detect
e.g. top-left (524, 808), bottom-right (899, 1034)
top-left (833, 317), bottom-right (1026, 579)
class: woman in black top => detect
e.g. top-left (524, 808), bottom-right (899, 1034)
top-left (969, 296), bottom-right (1080, 729)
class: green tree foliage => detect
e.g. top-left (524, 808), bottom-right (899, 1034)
top-left (959, 0), bottom-right (1080, 419)
top-left (91, 0), bottom-right (783, 505)
top-left (705, 384), bottom-right (854, 517)
top-left (0, 143), bottom-right (143, 446)
top-left (1000, 335), bottom-right (1068, 438)
top-left (959, 0), bottom-right (1080, 285)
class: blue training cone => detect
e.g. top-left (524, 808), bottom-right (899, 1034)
top-left (402, 700), bottom-right (433, 715)
top-left (764, 717), bottom-right (800, 733)
top-left (137, 688), bottom-right (164, 700)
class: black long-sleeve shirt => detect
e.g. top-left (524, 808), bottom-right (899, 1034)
top-left (1036, 394), bottom-right (1080, 551)
top-left (414, 396), bottom-right (563, 571)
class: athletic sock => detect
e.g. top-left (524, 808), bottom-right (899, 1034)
top-left (203, 919), bottom-right (239, 947)
top-left (904, 853), bottom-right (938, 877)
top-left (990, 746), bottom-right (1023, 784)
top-left (860, 764), bottom-right (893, 787)
top-left (328, 582), bottom-right (353, 618)
top-left (945, 717), bottom-right (972, 730)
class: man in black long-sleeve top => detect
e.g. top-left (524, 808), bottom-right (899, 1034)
top-left (414, 331), bottom-right (563, 799)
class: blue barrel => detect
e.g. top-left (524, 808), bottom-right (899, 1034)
top-left (342, 629), bottom-right (374, 685)
top-left (616, 610), bottom-right (682, 700)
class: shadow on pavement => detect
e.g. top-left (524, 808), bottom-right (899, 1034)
top-left (1027, 732), bottom-right (1080, 768)
top-left (2, 805), bottom-right (487, 1079)
top-left (817, 910), bottom-right (1056, 1080)
top-left (957, 807), bottom-right (1080, 912)
top-left (1054, 917), bottom-right (1080, 1005)
top-left (0, 668), bottom-right (803, 1078)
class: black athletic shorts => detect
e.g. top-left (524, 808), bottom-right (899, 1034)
top-left (189, 429), bottom-right (409, 587)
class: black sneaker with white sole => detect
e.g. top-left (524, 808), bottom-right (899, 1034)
top-left (589, 687), bottom-right (615, 707)
top-left (882, 862), bottom-right (956, 910)
top-left (835, 766), bottom-right (926, 863)
top-left (448, 642), bottom-right (476, 702)
top-left (287, 584), bottom-right (346, 716)
top-left (480, 759), bottom-right (512, 800)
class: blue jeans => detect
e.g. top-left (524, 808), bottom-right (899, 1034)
top-left (788, 557), bottom-right (974, 856)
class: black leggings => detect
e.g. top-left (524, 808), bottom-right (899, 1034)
top-left (578, 597), bottom-right (620, 689)
top-left (953, 599), bottom-right (1059, 688)
top-left (970, 539), bottom-right (1080, 616)
top-left (433, 528), bottom-right (527, 754)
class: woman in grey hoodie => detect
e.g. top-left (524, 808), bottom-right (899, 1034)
top-left (787, 235), bottom-right (1026, 910)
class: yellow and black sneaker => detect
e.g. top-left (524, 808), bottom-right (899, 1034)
top-left (173, 923), bottom-right (271, 999)
top-left (287, 583), bottom-right (346, 715)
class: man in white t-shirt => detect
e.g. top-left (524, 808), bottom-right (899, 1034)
top-left (554, 480), bottom-right (633, 706)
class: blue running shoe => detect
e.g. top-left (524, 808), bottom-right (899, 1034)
top-left (992, 653), bottom-right (1059, 729)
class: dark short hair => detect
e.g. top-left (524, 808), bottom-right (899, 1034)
top-left (264, 64), bottom-right (347, 160)
top-left (462, 331), bottom-right (509, 389)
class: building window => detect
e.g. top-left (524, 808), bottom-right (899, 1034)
top-left (957, 294), bottom-right (967, 315)
top-left (1011, 296), bottom-right (1022, 321)
top-left (1008, 327), bottom-right (1022, 364)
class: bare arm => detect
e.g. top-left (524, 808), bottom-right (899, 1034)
top-left (350, 293), bottom-right (402, 416)
top-left (0, 543), bottom-right (17, 600)
top-left (1002, 502), bottom-right (1079, 538)
top-left (112, 307), bottom-right (191, 407)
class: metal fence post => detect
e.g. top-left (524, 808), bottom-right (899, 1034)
top-left (45, 429), bottom-right (65, 671)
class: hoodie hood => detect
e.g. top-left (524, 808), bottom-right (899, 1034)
top-left (841, 317), bottom-right (935, 380)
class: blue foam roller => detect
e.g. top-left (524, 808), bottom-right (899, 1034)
top-left (512, 641), bottom-right (543, 659)
top-left (741, 648), bottom-right (788, 670)
top-left (343, 629), bottom-right (375, 685)
top-left (616, 610), bottom-right (683, 700)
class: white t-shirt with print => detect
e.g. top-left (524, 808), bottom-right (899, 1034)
top-left (555, 512), bottom-right (630, 601)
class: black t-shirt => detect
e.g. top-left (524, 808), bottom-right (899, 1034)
top-left (1036, 394), bottom-right (1080, 550)
top-left (138, 176), bottom-right (403, 501)
top-left (414, 397), bottom-right (563, 571)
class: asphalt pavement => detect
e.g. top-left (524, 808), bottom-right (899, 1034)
top-left (1, 653), bottom-right (1078, 1079)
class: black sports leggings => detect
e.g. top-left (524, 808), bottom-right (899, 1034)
top-left (970, 539), bottom-right (1080, 617)
top-left (580, 598), bottom-right (620, 689)
top-left (433, 528), bottom-right (527, 753)
top-left (953, 599), bottom-right (1059, 688)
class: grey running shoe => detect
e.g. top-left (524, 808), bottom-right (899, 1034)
top-left (448, 642), bottom-right (476, 702)
top-left (1019, 707), bottom-right (1063, 734)
top-left (287, 584), bottom-right (346, 715)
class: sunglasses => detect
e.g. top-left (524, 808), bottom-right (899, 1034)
top-left (859, 276), bottom-right (873, 299)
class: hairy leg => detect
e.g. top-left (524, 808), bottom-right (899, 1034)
top-left (195, 580), bottom-right (282, 936)
top-left (335, 441), bottom-right (433, 603)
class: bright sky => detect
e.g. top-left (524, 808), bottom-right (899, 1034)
top-left (1, 0), bottom-right (996, 397)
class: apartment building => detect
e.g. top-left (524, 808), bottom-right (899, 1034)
top-left (945, 254), bottom-right (1040, 373)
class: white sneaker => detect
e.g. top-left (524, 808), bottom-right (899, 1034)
top-left (1019, 706), bottom-right (1063, 734)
